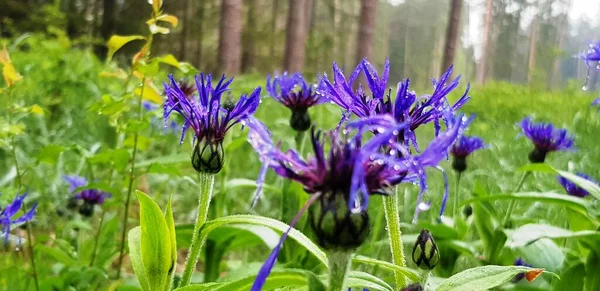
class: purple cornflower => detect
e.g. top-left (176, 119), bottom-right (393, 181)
top-left (163, 73), bottom-right (261, 173)
top-left (266, 72), bottom-right (325, 131)
top-left (580, 41), bottom-right (600, 71)
top-left (247, 113), bottom-right (470, 290)
top-left (450, 135), bottom-right (486, 172)
top-left (593, 98), bottom-right (600, 110)
top-left (64, 175), bottom-right (111, 216)
top-left (557, 172), bottom-right (598, 198)
top-left (512, 258), bottom-right (533, 282)
top-left (0, 193), bottom-right (37, 244)
top-left (320, 58), bottom-right (470, 150)
top-left (519, 117), bottom-right (574, 163)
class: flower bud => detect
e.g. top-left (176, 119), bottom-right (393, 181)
top-left (463, 205), bottom-right (473, 218)
top-left (308, 191), bottom-right (370, 251)
top-left (191, 140), bottom-right (225, 174)
top-left (78, 202), bottom-right (95, 217)
top-left (290, 109), bottom-right (311, 132)
top-left (451, 156), bottom-right (467, 173)
top-left (401, 283), bottom-right (424, 291)
top-left (412, 229), bottom-right (439, 270)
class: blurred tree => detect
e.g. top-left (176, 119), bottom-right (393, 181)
top-left (356, 0), bottom-right (376, 63)
top-left (242, 0), bottom-right (257, 73)
top-left (218, 0), bottom-right (243, 74)
top-left (179, 0), bottom-right (191, 61)
top-left (284, 0), bottom-right (308, 72)
top-left (476, 0), bottom-right (493, 84)
top-left (441, 0), bottom-right (463, 73)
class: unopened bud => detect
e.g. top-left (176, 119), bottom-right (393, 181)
top-left (451, 156), bottom-right (467, 173)
top-left (191, 140), bottom-right (225, 174)
top-left (290, 109), bottom-right (311, 132)
top-left (412, 229), bottom-right (439, 270)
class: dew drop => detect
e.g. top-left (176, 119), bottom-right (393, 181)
top-left (418, 201), bottom-right (432, 211)
top-left (582, 85), bottom-right (588, 91)
top-left (15, 247), bottom-right (20, 252)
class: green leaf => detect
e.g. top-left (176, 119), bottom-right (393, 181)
top-left (36, 144), bottom-right (65, 164)
top-left (224, 178), bottom-right (282, 195)
top-left (435, 265), bottom-right (554, 291)
top-left (507, 224), bottom-right (600, 248)
top-left (137, 190), bottom-right (172, 291)
top-left (137, 153), bottom-right (189, 168)
top-left (128, 226), bottom-right (151, 291)
top-left (459, 192), bottom-right (591, 216)
top-left (487, 229), bottom-right (507, 264)
top-left (106, 35), bottom-right (145, 61)
top-left (519, 239), bottom-right (564, 273)
top-left (35, 245), bottom-right (77, 265)
top-left (174, 269), bottom-right (325, 291)
top-left (164, 197), bottom-right (177, 291)
top-left (586, 251), bottom-right (600, 290)
top-left (345, 271), bottom-right (394, 291)
top-left (520, 164), bottom-right (600, 201)
top-left (352, 255), bottom-right (421, 282)
top-left (552, 263), bottom-right (584, 291)
top-left (200, 215), bottom-right (327, 267)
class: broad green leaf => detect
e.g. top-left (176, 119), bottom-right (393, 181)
top-left (106, 35), bottom-right (145, 61)
top-left (176, 223), bottom-right (279, 250)
top-left (134, 84), bottom-right (163, 103)
top-left (174, 269), bottom-right (325, 291)
top-left (507, 223), bottom-right (600, 248)
top-left (585, 250), bottom-right (600, 290)
top-left (344, 271), bottom-right (394, 291)
top-left (435, 265), bottom-right (554, 291)
top-left (147, 163), bottom-right (182, 177)
top-left (137, 153), bottom-right (189, 168)
top-left (488, 229), bottom-right (507, 264)
top-left (352, 255), bottom-right (421, 282)
top-left (174, 283), bottom-right (221, 291)
top-left (36, 144), bottom-right (65, 164)
top-left (164, 197), bottom-right (177, 290)
top-left (155, 14), bottom-right (178, 27)
top-left (35, 245), bottom-right (76, 265)
top-left (200, 215), bottom-right (327, 267)
top-left (459, 192), bottom-right (591, 216)
top-left (519, 239), bottom-right (564, 273)
top-left (128, 226), bottom-right (151, 291)
top-left (156, 54), bottom-right (181, 69)
top-left (30, 104), bottom-right (45, 116)
top-left (552, 263), bottom-right (584, 291)
top-left (137, 190), bottom-right (172, 290)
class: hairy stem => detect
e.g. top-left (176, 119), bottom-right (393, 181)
top-left (383, 188), bottom-right (407, 288)
top-left (453, 171), bottom-right (462, 218)
top-left (328, 250), bottom-right (352, 291)
top-left (180, 173), bottom-right (216, 287)
top-left (116, 77), bottom-right (147, 278)
top-left (502, 171), bottom-right (531, 227)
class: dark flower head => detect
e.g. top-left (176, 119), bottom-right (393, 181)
top-left (0, 193), bottom-right (37, 245)
top-left (557, 172), bottom-right (598, 198)
top-left (64, 175), bottom-right (111, 216)
top-left (320, 58), bottom-right (470, 150)
top-left (513, 258), bottom-right (533, 282)
top-left (266, 72), bottom-right (324, 131)
top-left (247, 113), bottom-right (471, 290)
top-left (163, 73), bottom-right (261, 173)
top-left (450, 135), bottom-right (486, 172)
top-left (519, 117), bottom-right (574, 163)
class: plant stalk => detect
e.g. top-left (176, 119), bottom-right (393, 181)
top-left (502, 171), bottom-right (531, 227)
top-left (180, 172), bottom-right (216, 287)
top-left (89, 210), bottom-right (106, 267)
top-left (453, 171), bottom-right (462, 218)
top-left (116, 77), bottom-right (147, 278)
top-left (382, 188), bottom-right (407, 289)
top-left (328, 250), bottom-right (352, 291)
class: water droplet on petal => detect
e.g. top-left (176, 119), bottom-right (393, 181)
top-left (418, 201), bottom-right (432, 211)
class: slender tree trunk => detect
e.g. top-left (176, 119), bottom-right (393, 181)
top-left (441, 0), bottom-right (463, 72)
top-left (527, 18), bottom-right (538, 84)
top-left (476, 0), bottom-right (492, 84)
top-left (218, 0), bottom-right (243, 74)
top-left (242, 0), bottom-right (258, 72)
top-left (96, 0), bottom-right (117, 58)
top-left (270, 0), bottom-right (280, 70)
top-left (195, 0), bottom-right (206, 66)
top-left (356, 0), bottom-right (376, 63)
top-left (284, 0), bottom-right (308, 72)
top-left (179, 0), bottom-right (190, 61)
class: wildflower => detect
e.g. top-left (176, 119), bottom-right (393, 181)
top-left (320, 58), bottom-right (470, 150)
top-left (593, 98), bottom-right (600, 110)
top-left (557, 172), bottom-right (598, 198)
top-left (450, 135), bottom-right (486, 172)
top-left (266, 72), bottom-right (324, 131)
top-left (412, 229), bottom-right (439, 270)
top-left (580, 41), bottom-right (600, 70)
top-left (163, 73), bottom-right (261, 173)
top-left (512, 258), bottom-right (533, 282)
top-left (401, 283), bottom-right (424, 291)
top-left (519, 117), bottom-right (574, 163)
top-left (0, 193), bottom-right (37, 244)
top-left (247, 112), bottom-right (470, 290)
top-left (64, 175), bottom-right (111, 217)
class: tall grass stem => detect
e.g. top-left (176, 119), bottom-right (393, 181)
top-left (502, 171), bottom-right (531, 227)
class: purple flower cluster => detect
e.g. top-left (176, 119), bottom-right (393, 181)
top-left (519, 117), bottom-right (574, 163)
top-left (557, 172), bottom-right (598, 198)
top-left (1, 193), bottom-right (37, 244)
top-left (64, 175), bottom-right (111, 216)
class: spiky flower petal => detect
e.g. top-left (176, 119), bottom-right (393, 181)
top-left (0, 193), bottom-right (37, 244)
top-left (519, 117), bottom-right (574, 163)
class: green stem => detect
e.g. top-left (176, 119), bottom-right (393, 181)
top-left (502, 171), bottom-right (531, 227)
top-left (420, 270), bottom-right (431, 288)
top-left (89, 210), bottom-right (106, 267)
top-left (453, 171), bottom-right (462, 218)
top-left (328, 250), bottom-right (352, 291)
top-left (383, 188), bottom-right (407, 289)
top-left (7, 89), bottom-right (39, 291)
top-left (180, 173), bottom-right (216, 287)
top-left (294, 131), bottom-right (306, 155)
top-left (116, 77), bottom-right (147, 279)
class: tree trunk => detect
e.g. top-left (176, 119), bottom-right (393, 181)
top-left (270, 0), bottom-right (280, 70)
top-left (284, 0), bottom-right (308, 72)
top-left (356, 0), bottom-right (376, 63)
top-left (195, 0), bottom-right (206, 67)
top-left (101, 0), bottom-right (116, 40)
top-left (218, 0), bottom-right (243, 75)
top-left (441, 0), bottom-right (463, 73)
top-left (476, 0), bottom-right (492, 84)
top-left (242, 0), bottom-right (257, 72)
top-left (179, 0), bottom-right (190, 61)
top-left (527, 18), bottom-right (538, 84)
